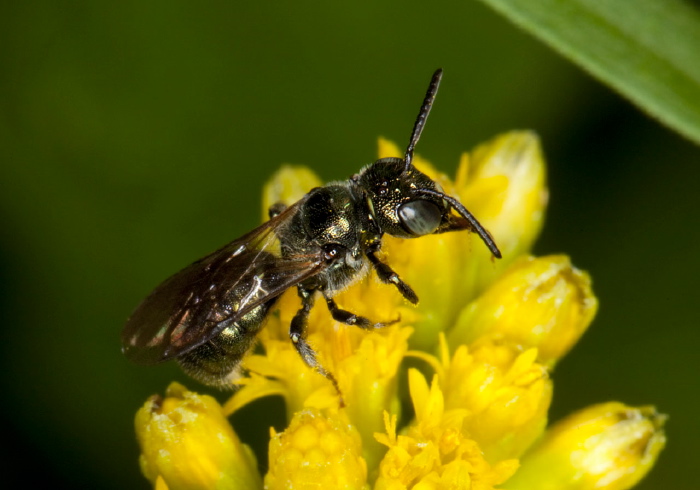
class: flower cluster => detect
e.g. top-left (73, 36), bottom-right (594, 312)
top-left (133, 132), bottom-right (665, 489)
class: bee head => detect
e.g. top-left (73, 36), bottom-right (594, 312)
top-left (356, 68), bottom-right (501, 258)
top-left (357, 157), bottom-right (447, 238)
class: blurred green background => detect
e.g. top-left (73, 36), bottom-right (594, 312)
top-left (1, 1), bottom-right (697, 488)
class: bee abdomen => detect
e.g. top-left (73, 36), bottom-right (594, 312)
top-left (177, 297), bottom-right (278, 387)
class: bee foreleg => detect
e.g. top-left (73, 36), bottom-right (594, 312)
top-left (324, 295), bottom-right (393, 329)
top-left (366, 250), bottom-right (419, 304)
top-left (290, 287), bottom-right (344, 405)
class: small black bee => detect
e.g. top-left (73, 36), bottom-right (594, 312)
top-left (122, 69), bottom-right (501, 394)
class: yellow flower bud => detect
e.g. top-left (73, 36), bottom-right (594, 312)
top-left (449, 255), bottom-right (598, 366)
top-left (265, 409), bottom-right (369, 490)
top-left (503, 402), bottom-right (666, 490)
top-left (457, 131), bottom-right (548, 291)
top-left (135, 382), bottom-right (261, 490)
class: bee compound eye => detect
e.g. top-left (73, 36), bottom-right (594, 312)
top-left (398, 199), bottom-right (442, 236)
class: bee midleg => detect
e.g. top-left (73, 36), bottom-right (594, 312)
top-left (323, 295), bottom-right (394, 329)
top-left (290, 287), bottom-right (343, 405)
top-left (366, 247), bottom-right (419, 304)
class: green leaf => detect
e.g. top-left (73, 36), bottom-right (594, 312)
top-left (477, 0), bottom-right (700, 145)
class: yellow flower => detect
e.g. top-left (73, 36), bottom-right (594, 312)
top-left (411, 335), bottom-right (553, 464)
top-left (373, 369), bottom-right (519, 489)
top-left (131, 133), bottom-right (665, 490)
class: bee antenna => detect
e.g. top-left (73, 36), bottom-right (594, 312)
top-left (405, 68), bottom-right (443, 172)
top-left (418, 188), bottom-right (502, 258)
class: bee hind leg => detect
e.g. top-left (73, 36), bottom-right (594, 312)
top-left (290, 287), bottom-right (344, 405)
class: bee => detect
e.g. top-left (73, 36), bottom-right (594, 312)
top-left (122, 69), bottom-right (501, 395)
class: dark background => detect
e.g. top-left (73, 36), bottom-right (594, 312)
top-left (1, 2), bottom-right (697, 488)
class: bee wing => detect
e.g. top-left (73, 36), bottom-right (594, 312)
top-left (122, 198), bottom-right (325, 365)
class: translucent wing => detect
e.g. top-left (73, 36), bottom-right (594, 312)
top-left (122, 199), bottom-right (325, 365)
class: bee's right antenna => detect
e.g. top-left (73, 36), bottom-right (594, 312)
top-left (404, 68), bottom-right (443, 172)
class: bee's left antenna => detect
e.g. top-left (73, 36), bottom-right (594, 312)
top-left (405, 68), bottom-right (443, 171)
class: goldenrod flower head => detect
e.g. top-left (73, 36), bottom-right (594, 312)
top-left (266, 409), bottom-right (369, 489)
top-left (135, 382), bottom-right (261, 490)
top-left (503, 402), bottom-right (666, 490)
top-left (131, 133), bottom-right (664, 490)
